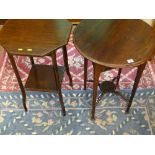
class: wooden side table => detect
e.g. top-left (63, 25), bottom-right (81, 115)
top-left (0, 19), bottom-right (73, 116)
top-left (74, 19), bottom-right (155, 119)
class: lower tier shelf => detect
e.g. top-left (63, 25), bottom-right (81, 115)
top-left (25, 64), bottom-right (65, 92)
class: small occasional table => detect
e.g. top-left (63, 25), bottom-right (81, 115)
top-left (0, 19), bottom-right (73, 116)
top-left (74, 19), bottom-right (155, 119)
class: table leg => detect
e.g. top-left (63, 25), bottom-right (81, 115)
top-left (125, 63), bottom-right (147, 113)
top-left (84, 58), bottom-right (88, 90)
top-left (116, 68), bottom-right (122, 87)
top-left (29, 56), bottom-right (34, 65)
top-left (52, 52), bottom-right (66, 116)
top-left (7, 53), bottom-right (27, 111)
top-left (62, 45), bottom-right (73, 87)
top-left (91, 63), bottom-right (104, 120)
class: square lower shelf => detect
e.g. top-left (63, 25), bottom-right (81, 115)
top-left (25, 64), bottom-right (65, 92)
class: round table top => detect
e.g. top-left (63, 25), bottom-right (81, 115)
top-left (74, 19), bottom-right (155, 68)
top-left (0, 19), bottom-right (72, 56)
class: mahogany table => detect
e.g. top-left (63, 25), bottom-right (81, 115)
top-left (74, 19), bottom-right (155, 119)
top-left (0, 19), bottom-right (73, 116)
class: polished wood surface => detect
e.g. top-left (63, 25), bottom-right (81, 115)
top-left (74, 19), bottom-right (155, 119)
top-left (0, 19), bottom-right (72, 56)
top-left (74, 19), bottom-right (155, 68)
top-left (25, 65), bottom-right (64, 92)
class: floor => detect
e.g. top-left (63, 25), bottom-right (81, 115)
top-left (0, 89), bottom-right (155, 135)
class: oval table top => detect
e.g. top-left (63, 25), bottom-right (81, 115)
top-left (74, 19), bottom-right (155, 68)
top-left (0, 19), bottom-right (72, 57)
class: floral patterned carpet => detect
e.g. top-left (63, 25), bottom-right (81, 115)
top-left (1, 42), bottom-right (155, 91)
top-left (0, 89), bottom-right (155, 135)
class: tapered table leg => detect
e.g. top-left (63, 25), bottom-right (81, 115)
top-left (7, 53), bottom-right (27, 111)
top-left (62, 45), bottom-right (73, 87)
top-left (116, 68), bottom-right (122, 87)
top-left (91, 63), bottom-right (104, 120)
top-left (84, 58), bottom-right (88, 90)
top-left (52, 52), bottom-right (66, 116)
top-left (29, 56), bottom-right (34, 65)
top-left (125, 63), bottom-right (147, 113)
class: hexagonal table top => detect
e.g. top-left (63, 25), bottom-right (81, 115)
top-left (0, 19), bottom-right (72, 56)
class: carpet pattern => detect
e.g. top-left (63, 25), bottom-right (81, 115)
top-left (1, 36), bottom-right (155, 91)
top-left (0, 89), bottom-right (155, 135)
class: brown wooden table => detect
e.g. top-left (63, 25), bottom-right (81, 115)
top-left (74, 19), bottom-right (155, 120)
top-left (0, 19), bottom-right (73, 116)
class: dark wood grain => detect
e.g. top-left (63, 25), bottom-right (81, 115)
top-left (25, 65), bottom-right (65, 92)
top-left (74, 19), bottom-right (155, 68)
top-left (0, 19), bottom-right (72, 56)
